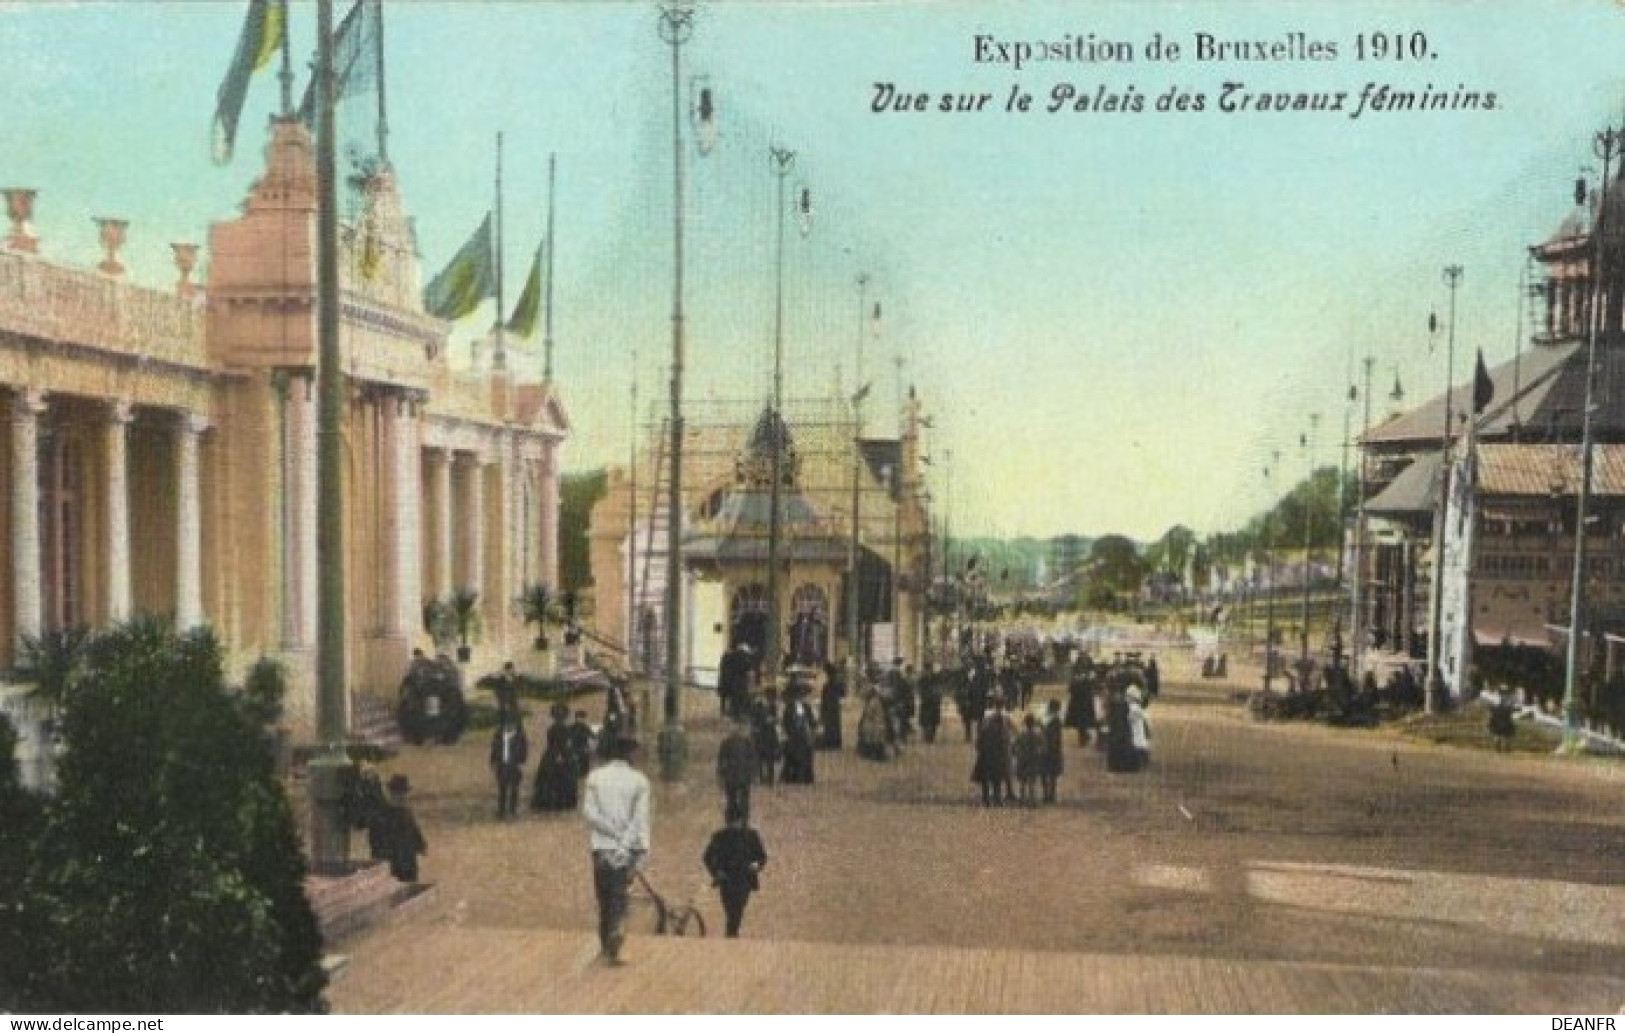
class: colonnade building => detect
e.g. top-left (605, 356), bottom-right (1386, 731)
top-left (1, 119), bottom-right (567, 766)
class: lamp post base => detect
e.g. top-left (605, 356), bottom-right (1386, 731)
top-left (657, 722), bottom-right (687, 782)
top-left (307, 744), bottom-right (355, 876)
top-left (1425, 670), bottom-right (1451, 715)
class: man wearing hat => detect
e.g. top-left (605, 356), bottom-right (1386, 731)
top-left (379, 774), bottom-right (427, 883)
top-left (581, 735), bottom-right (650, 965)
top-left (490, 711), bottom-right (529, 819)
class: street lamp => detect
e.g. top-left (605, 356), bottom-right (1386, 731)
top-left (763, 145), bottom-right (805, 682)
top-left (655, 2), bottom-right (705, 780)
top-left (1351, 356), bottom-right (1375, 679)
top-left (1562, 125), bottom-right (1625, 752)
top-left (1263, 451), bottom-right (1280, 692)
top-left (308, 0), bottom-right (352, 875)
top-left (1298, 413), bottom-right (1320, 682)
top-left (883, 462), bottom-right (902, 664)
top-left (847, 272), bottom-right (871, 689)
top-left (1425, 265), bottom-right (1463, 714)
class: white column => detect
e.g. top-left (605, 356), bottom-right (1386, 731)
top-left (459, 453), bottom-right (485, 595)
top-left (105, 400), bottom-right (132, 623)
top-left (175, 411), bottom-right (207, 629)
top-left (11, 389), bottom-right (45, 647)
top-left (281, 375), bottom-right (318, 648)
top-left (432, 449), bottom-right (453, 598)
top-left (539, 439), bottom-right (561, 589)
top-left (393, 397), bottom-right (423, 639)
top-left (375, 396), bottom-right (401, 636)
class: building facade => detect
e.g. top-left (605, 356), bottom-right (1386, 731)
top-left (588, 393), bottom-right (932, 686)
top-left (1357, 168), bottom-right (1625, 694)
top-left (1, 119), bottom-right (566, 775)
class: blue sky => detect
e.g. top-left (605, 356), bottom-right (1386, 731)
top-left (5, 0), bottom-right (1625, 540)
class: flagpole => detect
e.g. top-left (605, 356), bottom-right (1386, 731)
top-left (544, 153), bottom-right (557, 381)
top-left (374, 0), bottom-right (389, 163)
top-left (494, 131), bottom-right (506, 371)
top-left (277, 0), bottom-right (293, 116)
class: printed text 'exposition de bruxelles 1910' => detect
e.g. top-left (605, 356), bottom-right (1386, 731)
top-left (866, 30), bottom-right (1499, 117)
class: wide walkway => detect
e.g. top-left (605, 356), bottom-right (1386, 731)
top-left (333, 925), bottom-right (1623, 1013)
top-left (326, 654), bottom-right (1625, 1013)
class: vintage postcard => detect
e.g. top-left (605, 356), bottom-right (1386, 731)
top-left (1, 0), bottom-right (1623, 1019)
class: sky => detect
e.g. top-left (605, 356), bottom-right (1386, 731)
top-left (6, 0), bottom-right (1625, 541)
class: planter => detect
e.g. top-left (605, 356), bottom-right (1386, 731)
top-left (534, 635), bottom-right (550, 651)
top-left (456, 645), bottom-right (472, 663)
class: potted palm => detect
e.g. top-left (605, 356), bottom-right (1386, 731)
top-left (422, 597), bottom-right (457, 655)
top-left (449, 588), bottom-right (480, 663)
top-left (519, 583), bottom-right (554, 651)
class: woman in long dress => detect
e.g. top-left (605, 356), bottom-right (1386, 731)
top-left (857, 688), bottom-right (890, 761)
top-left (780, 686), bottom-right (818, 784)
top-left (531, 703), bottom-right (578, 811)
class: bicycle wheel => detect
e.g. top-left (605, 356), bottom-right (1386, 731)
top-left (669, 906), bottom-right (706, 937)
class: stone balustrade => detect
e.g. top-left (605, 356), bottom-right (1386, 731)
top-left (0, 250), bottom-right (206, 369)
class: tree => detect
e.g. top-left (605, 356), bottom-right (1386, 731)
top-left (559, 469), bottom-right (608, 593)
top-left (22, 617), bottom-right (326, 1012)
top-left (0, 713), bottom-right (44, 1007)
top-left (1146, 524), bottom-right (1197, 577)
top-left (1086, 534), bottom-right (1149, 598)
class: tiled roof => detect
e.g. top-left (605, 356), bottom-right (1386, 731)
top-left (1365, 450), bottom-right (1441, 515)
top-left (1362, 343), bottom-right (1578, 447)
top-left (1476, 443), bottom-right (1625, 496)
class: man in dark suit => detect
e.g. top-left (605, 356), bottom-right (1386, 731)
top-left (702, 805), bottom-right (768, 938)
top-left (718, 642), bottom-right (752, 719)
top-left (715, 717), bottom-right (758, 822)
top-left (489, 713), bottom-right (529, 818)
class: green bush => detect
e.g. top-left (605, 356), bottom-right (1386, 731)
top-left (18, 617), bottom-right (326, 1013)
top-left (0, 713), bottom-right (45, 1008)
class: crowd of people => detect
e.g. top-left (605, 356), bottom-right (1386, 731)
top-left (361, 628), bottom-right (1164, 960)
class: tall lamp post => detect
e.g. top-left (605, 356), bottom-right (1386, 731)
top-left (847, 273), bottom-right (870, 688)
top-left (1263, 451), bottom-right (1280, 691)
top-left (656, 2), bottom-right (701, 780)
top-left (1425, 265), bottom-right (1463, 714)
top-left (306, 0), bottom-right (354, 875)
top-left (1563, 126), bottom-right (1624, 752)
top-left (764, 145), bottom-right (803, 682)
top-left (1298, 413), bottom-right (1320, 679)
top-left (1351, 356), bottom-right (1375, 678)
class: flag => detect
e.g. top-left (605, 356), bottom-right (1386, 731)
top-left (297, 0), bottom-right (381, 128)
top-left (506, 239), bottom-right (544, 337)
top-left (423, 213), bottom-right (496, 321)
top-left (1473, 349), bottom-right (1495, 414)
top-left (211, 0), bottom-right (286, 164)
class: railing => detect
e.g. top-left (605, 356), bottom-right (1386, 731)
top-left (0, 251), bottom-right (206, 369)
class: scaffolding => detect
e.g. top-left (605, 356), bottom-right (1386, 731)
top-left (622, 393), bottom-right (926, 676)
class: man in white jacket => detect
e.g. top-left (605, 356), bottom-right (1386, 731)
top-left (581, 735), bottom-right (650, 965)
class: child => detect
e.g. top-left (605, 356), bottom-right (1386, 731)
top-left (702, 805), bottom-right (768, 938)
top-left (1013, 713), bottom-right (1044, 807)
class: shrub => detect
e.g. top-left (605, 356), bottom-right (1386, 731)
top-left (21, 618), bottom-right (326, 1012)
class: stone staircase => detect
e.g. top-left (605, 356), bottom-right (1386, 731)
top-left (349, 692), bottom-right (403, 753)
top-left (305, 861), bottom-right (436, 943)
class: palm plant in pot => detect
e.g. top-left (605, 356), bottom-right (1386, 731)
top-left (519, 583), bottom-right (554, 651)
top-left (449, 588), bottom-right (481, 663)
top-left (422, 596), bottom-right (458, 655)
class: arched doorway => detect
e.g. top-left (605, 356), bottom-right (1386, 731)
top-left (729, 584), bottom-right (769, 659)
top-left (788, 583), bottom-right (829, 668)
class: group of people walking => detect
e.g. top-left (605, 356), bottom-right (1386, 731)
top-left (970, 696), bottom-right (1067, 805)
